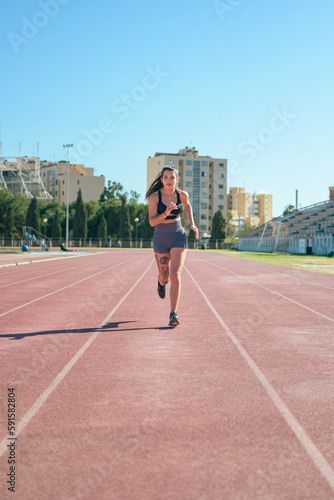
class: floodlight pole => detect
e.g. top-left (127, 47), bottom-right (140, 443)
top-left (63, 144), bottom-right (73, 247)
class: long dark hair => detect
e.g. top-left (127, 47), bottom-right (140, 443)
top-left (146, 166), bottom-right (179, 199)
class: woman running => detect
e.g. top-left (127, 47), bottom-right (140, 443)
top-left (146, 166), bottom-right (199, 327)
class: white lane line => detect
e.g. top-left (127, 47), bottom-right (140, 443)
top-left (0, 252), bottom-right (94, 268)
top-left (214, 254), bottom-right (334, 291)
top-left (0, 259), bottom-right (153, 458)
top-left (0, 257), bottom-right (135, 318)
top-left (0, 259), bottom-right (104, 289)
top-left (185, 265), bottom-right (334, 493)
top-left (196, 258), bottom-right (334, 323)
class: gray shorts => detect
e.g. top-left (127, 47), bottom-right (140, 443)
top-left (153, 219), bottom-right (187, 254)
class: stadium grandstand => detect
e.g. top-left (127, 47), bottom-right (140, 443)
top-left (238, 187), bottom-right (334, 256)
top-left (0, 156), bottom-right (53, 200)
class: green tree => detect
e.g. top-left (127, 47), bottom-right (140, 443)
top-left (51, 208), bottom-right (62, 240)
top-left (12, 193), bottom-right (30, 237)
top-left (100, 198), bottom-right (122, 238)
top-left (129, 190), bottom-right (140, 203)
top-left (211, 210), bottom-right (226, 240)
top-left (237, 224), bottom-right (257, 237)
top-left (119, 195), bottom-right (131, 239)
top-left (225, 210), bottom-right (235, 238)
top-left (283, 204), bottom-right (295, 216)
top-left (73, 189), bottom-right (87, 243)
top-left (142, 208), bottom-right (154, 239)
top-left (104, 181), bottom-right (125, 201)
top-left (97, 215), bottom-right (108, 246)
top-left (86, 200), bottom-right (102, 238)
top-left (25, 197), bottom-right (40, 233)
top-left (0, 188), bottom-right (13, 235)
top-left (5, 203), bottom-right (15, 237)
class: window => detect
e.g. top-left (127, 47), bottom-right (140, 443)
top-left (186, 160), bottom-right (192, 165)
top-left (77, 180), bottom-right (80, 184)
top-left (201, 214), bottom-right (207, 220)
top-left (201, 161), bottom-right (207, 166)
top-left (201, 203), bottom-right (207, 209)
top-left (219, 163), bottom-right (224, 167)
top-left (201, 225), bottom-right (207, 230)
top-left (62, 191), bottom-right (65, 196)
top-left (168, 160), bottom-right (174, 165)
top-left (219, 195), bottom-right (224, 199)
top-left (219, 184), bottom-right (224, 188)
top-left (188, 192), bottom-right (191, 198)
top-left (62, 180), bottom-right (65, 185)
top-left (56, 180), bottom-right (58, 185)
top-left (218, 173), bottom-right (224, 178)
top-left (201, 182), bottom-right (207, 188)
top-left (218, 205), bottom-right (224, 210)
top-left (185, 170), bottom-right (192, 176)
top-left (185, 181), bottom-right (191, 187)
top-left (55, 190), bottom-right (58, 195)
top-left (201, 172), bottom-right (208, 177)
top-left (201, 193), bottom-right (207, 198)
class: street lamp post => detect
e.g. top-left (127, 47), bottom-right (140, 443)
top-left (42, 218), bottom-right (47, 251)
top-left (63, 144), bottom-right (73, 248)
top-left (134, 217), bottom-right (139, 248)
top-left (43, 218), bottom-right (47, 238)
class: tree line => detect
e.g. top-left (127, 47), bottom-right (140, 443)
top-left (0, 180), bottom-right (234, 245)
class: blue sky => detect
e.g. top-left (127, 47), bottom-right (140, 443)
top-left (1, 0), bottom-right (333, 216)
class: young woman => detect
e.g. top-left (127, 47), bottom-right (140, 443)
top-left (146, 166), bottom-right (199, 327)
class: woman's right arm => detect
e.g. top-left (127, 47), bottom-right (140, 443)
top-left (149, 193), bottom-right (178, 226)
top-left (149, 193), bottom-right (167, 227)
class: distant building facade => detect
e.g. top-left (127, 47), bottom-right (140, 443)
top-left (40, 161), bottom-right (105, 203)
top-left (147, 147), bottom-right (227, 233)
top-left (228, 187), bottom-right (272, 230)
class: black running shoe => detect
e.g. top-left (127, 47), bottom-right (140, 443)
top-left (169, 311), bottom-right (180, 327)
top-left (157, 280), bottom-right (166, 299)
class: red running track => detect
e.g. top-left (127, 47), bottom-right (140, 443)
top-left (1, 249), bottom-right (334, 499)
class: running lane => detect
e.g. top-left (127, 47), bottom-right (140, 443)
top-left (0, 250), bottom-right (334, 499)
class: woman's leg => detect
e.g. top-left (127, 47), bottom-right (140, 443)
top-left (169, 247), bottom-right (187, 312)
top-left (154, 252), bottom-right (170, 285)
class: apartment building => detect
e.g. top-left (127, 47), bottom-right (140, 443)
top-left (147, 147), bottom-right (227, 232)
top-left (228, 187), bottom-right (272, 230)
top-left (40, 161), bottom-right (105, 203)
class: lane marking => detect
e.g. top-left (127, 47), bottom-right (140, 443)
top-left (185, 265), bottom-right (334, 492)
top-left (196, 258), bottom-right (334, 323)
top-left (0, 258), bottom-right (106, 289)
top-left (212, 254), bottom-right (334, 291)
top-left (0, 256), bottom-right (135, 318)
top-left (0, 252), bottom-right (94, 268)
top-left (0, 259), bottom-right (153, 458)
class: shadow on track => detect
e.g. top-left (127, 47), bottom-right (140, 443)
top-left (0, 321), bottom-right (173, 340)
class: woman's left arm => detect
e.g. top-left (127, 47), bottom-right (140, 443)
top-left (180, 191), bottom-right (199, 239)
